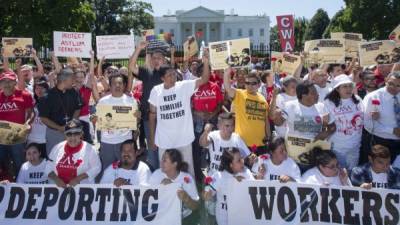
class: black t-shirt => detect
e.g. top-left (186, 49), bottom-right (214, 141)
top-left (137, 67), bottom-right (165, 120)
top-left (38, 87), bottom-right (83, 126)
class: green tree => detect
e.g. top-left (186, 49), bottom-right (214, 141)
top-left (294, 17), bottom-right (309, 51)
top-left (303, 9), bottom-right (330, 41)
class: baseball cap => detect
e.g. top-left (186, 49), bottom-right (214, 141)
top-left (0, 71), bottom-right (17, 81)
top-left (64, 119), bottom-right (83, 135)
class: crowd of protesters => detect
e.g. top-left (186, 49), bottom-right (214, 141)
top-left (1, 37), bottom-right (400, 225)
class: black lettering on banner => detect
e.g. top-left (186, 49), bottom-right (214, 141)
top-left (38, 187), bottom-right (59, 219)
top-left (120, 189), bottom-right (140, 221)
top-left (342, 189), bottom-right (360, 225)
top-left (298, 187), bottom-right (319, 222)
top-left (5, 186), bottom-right (25, 218)
top-left (22, 187), bottom-right (42, 219)
top-left (320, 188), bottom-right (341, 223)
top-left (277, 186), bottom-right (296, 221)
top-left (248, 187), bottom-right (276, 220)
top-left (110, 188), bottom-right (121, 221)
top-left (362, 191), bottom-right (383, 225)
top-left (58, 188), bottom-right (76, 220)
top-left (0, 185), bottom-right (4, 204)
top-left (385, 193), bottom-right (399, 225)
top-left (142, 189), bottom-right (158, 221)
top-left (95, 188), bottom-right (111, 221)
top-left (74, 188), bottom-right (94, 221)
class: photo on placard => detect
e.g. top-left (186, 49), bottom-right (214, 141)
top-left (1, 38), bottom-right (33, 58)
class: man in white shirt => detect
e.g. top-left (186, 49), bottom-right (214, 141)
top-left (361, 72), bottom-right (400, 163)
top-left (101, 139), bottom-right (151, 186)
top-left (97, 74), bottom-right (139, 171)
top-left (148, 51), bottom-right (210, 177)
top-left (312, 69), bottom-right (332, 102)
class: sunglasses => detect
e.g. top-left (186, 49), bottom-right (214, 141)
top-left (66, 132), bottom-right (81, 137)
top-left (245, 81), bottom-right (259, 86)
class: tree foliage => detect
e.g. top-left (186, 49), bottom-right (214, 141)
top-left (303, 8), bottom-right (330, 41)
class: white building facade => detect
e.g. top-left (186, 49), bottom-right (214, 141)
top-left (154, 6), bottom-right (270, 48)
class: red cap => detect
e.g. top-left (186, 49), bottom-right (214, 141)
top-left (0, 71), bottom-right (17, 81)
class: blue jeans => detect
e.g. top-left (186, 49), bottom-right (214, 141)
top-left (143, 120), bottom-right (159, 170)
top-left (0, 143), bottom-right (25, 175)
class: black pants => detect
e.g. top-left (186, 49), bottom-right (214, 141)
top-left (360, 129), bottom-right (400, 164)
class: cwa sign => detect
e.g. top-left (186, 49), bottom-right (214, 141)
top-left (276, 15), bottom-right (295, 52)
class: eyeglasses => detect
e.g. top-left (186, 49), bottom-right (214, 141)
top-left (66, 132), bottom-right (81, 137)
top-left (245, 81), bottom-right (259, 86)
top-left (387, 81), bottom-right (400, 89)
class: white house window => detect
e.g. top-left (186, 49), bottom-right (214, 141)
top-left (238, 28), bottom-right (242, 37)
top-left (260, 28), bottom-right (265, 36)
top-left (226, 28), bottom-right (232, 37)
top-left (159, 29), bottom-right (164, 34)
top-left (170, 29), bottom-right (174, 35)
top-left (249, 29), bottom-right (253, 37)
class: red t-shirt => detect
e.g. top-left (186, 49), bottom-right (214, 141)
top-left (209, 72), bottom-right (223, 89)
top-left (266, 86), bottom-right (274, 103)
top-left (192, 81), bottom-right (224, 112)
top-left (79, 86), bottom-right (92, 116)
top-left (56, 142), bottom-right (83, 184)
top-left (0, 89), bottom-right (34, 124)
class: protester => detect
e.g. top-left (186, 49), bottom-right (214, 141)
top-left (252, 137), bottom-right (300, 182)
top-left (38, 68), bottom-right (83, 154)
top-left (149, 149), bottom-right (199, 225)
top-left (100, 139), bottom-right (151, 186)
top-left (301, 147), bottom-right (351, 186)
top-left (46, 119), bottom-right (101, 188)
top-left (312, 69), bottom-right (331, 102)
top-left (203, 148), bottom-right (255, 225)
top-left (324, 74), bottom-right (364, 171)
top-left (0, 70), bottom-right (34, 174)
top-left (224, 68), bottom-right (271, 154)
top-left (199, 112), bottom-right (252, 174)
top-left (148, 52), bottom-right (210, 177)
top-left (357, 70), bottom-right (378, 99)
top-left (258, 70), bottom-right (275, 103)
top-left (351, 145), bottom-right (400, 189)
top-left (17, 143), bottom-right (48, 184)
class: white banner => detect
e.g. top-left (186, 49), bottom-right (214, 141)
top-left (228, 180), bottom-right (400, 225)
top-left (54, 31), bottom-right (92, 58)
top-left (96, 35), bottom-right (135, 59)
top-left (0, 183), bottom-right (181, 225)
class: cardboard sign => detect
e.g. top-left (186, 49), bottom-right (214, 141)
top-left (331, 32), bottom-right (363, 58)
top-left (0, 121), bottom-right (29, 145)
top-left (271, 51), bottom-right (284, 73)
top-left (1, 38), bottom-right (33, 57)
top-left (304, 39), bottom-right (345, 64)
top-left (183, 36), bottom-right (199, 60)
top-left (96, 105), bottom-right (137, 131)
top-left (285, 135), bottom-right (331, 165)
top-left (389, 24), bottom-right (400, 43)
top-left (280, 53), bottom-right (302, 75)
top-left (53, 31), bottom-right (92, 58)
top-left (209, 38), bottom-right (251, 70)
top-left (96, 35), bottom-right (135, 59)
top-left (276, 15), bottom-right (295, 52)
top-left (359, 40), bottom-right (400, 66)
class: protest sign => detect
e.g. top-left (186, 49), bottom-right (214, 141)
top-left (53, 31), bottom-right (92, 58)
top-left (389, 24), bottom-right (400, 43)
top-left (0, 120), bottom-right (29, 145)
top-left (0, 184), bottom-right (181, 225)
top-left (285, 136), bottom-right (331, 165)
top-left (228, 180), bottom-right (400, 225)
top-left (96, 104), bottom-right (138, 131)
top-left (271, 51), bottom-right (284, 73)
top-left (1, 38), bottom-right (33, 57)
top-left (304, 39), bottom-right (345, 64)
top-left (209, 38), bottom-right (251, 70)
top-left (359, 40), bottom-right (400, 66)
top-left (280, 53), bottom-right (302, 75)
top-left (96, 35), bottom-right (135, 59)
top-left (183, 36), bottom-right (199, 60)
top-left (331, 32), bottom-right (363, 58)
top-left (276, 15), bottom-right (295, 52)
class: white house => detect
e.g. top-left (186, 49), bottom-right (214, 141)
top-left (153, 6), bottom-right (270, 48)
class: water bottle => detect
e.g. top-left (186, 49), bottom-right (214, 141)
top-left (198, 41), bottom-right (205, 59)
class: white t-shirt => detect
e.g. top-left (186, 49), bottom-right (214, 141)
top-left (98, 94), bottom-right (137, 144)
top-left (17, 160), bottom-right (49, 184)
top-left (314, 84), bottom-right (332, 103)
top-left (148, 169), bottom-right (199, 218)
top-left (275, 93), bottom-right (297, 137)
top-left (392, 155), bottom-right (400, 169)
top-left (301, 167), bottom-right (351, 187)
top-left (100, 161), bottom-right (151, 186)
top-left (27, 107), bottom-right (46, 144)
top-left (325, 98), bottom-right (364, 150)
top-left (252, 156), bottom-right (301, 182)
top-left (206, 131), bottom-right (250, 173)
top-left (370, 169), bottom-right (389, 189)
top-left (210, 169), bottom-right (254, 225)
top-left (148, 80), bottom-right (197, 148)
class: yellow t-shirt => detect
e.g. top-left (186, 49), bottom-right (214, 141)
top-left (233, 89), bottom-right (268, 147)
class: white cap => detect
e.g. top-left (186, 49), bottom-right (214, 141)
top-left (332, 74), bottom-right (353, 89)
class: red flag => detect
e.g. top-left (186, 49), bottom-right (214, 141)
top-left (276, 15), bottom-right (295, 52)
top-left (196, 31), bottom-right (203, 38)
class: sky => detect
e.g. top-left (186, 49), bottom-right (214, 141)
top-left (142, 0), bottom-right (345, 25)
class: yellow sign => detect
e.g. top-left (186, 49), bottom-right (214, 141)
top-left (96, 105), bottom-right (138, 131)
top-left (0, 121), bottom-right (29, 145)
top-left (331, 32), bottom-right (363, 58)
top-left (286, 135), bottom-right (331, 165)
top-left (209, 38), bottom-right (251, 70)
top-left (389, 25), bottom-right (400, 43)
top-left (359, 40), bottom-right (400, 67)
top-left (1, 38), bottom-right (33, 57)
top-left (280, 53), bottom-right (302, 75)
top-left (183, 36), bottom-right (199, 60)
top-left (304, 39), bottom-right (345, 64)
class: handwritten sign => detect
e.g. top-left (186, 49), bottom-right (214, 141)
top-left (53, 31), bottom-right (91, 58)
top-left (96, 35), bottom-right (135, 59)
top-left (1, 38), bottom-right (33, 57)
